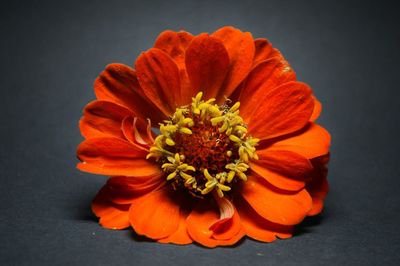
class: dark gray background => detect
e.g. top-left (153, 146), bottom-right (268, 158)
top-left (1, 0), bottom-right (399, 265)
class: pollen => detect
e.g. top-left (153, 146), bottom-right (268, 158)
top-left (147, 92), bottom-right (259, 198)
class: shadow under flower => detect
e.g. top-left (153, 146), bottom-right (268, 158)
top-left (294, 208), bottom-right (329, 237)
top-left (69, 187), bottom-right (98, 222)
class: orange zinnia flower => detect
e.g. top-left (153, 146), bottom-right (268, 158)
top-left (77, 26), bottom-right (331, 248)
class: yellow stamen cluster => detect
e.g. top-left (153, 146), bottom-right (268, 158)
top-left (147, 92), bottom-right (259, 198)
top-left (162, 153), bottom-right (196, 184)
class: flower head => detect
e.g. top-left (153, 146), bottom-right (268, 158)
top-left (77, 26), bottom-right (331, 247)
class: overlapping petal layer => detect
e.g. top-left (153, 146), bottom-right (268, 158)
top-left (77, 26), bottom-right (331, 248)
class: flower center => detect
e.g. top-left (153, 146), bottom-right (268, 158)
top-left (147, 92), bottom-right (259, 198)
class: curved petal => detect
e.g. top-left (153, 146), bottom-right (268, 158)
top-left (252, 38), bottom-right (273, 67)
top-left (247, 81), bottom-right (314, 140)
top-left (186, 197), bottom-right (244, 248)
top-left (240, 175), bottom-right (312, 225)
top-left (77, 137), bottom-right (161, 176)
top-left (104, 175), bottom-right (165, 205)
top-left (121, 116), bottom-right (154, 151)
top-left (185, 33), bottom-right (230, 100)
top-left (236, 196), bottom-right (293, 242)
top-left (209, 196), bottom-right (240, 240)
top-left (267, 123), bottom-right (331, 159)
top-left (94, 63), bottom-right (165, 123)
top-left (307, 155), bottom-right (330, 216)
top-left (310, 96), bottom-right (322, 122)
top-left (255, 150), bottom-right (313, 180)
top-left (129, 186), bottom-right (181, 239)
top-left (154, 30), bottom-right (193, 66)
top-left (307, 177), bottom-right (329, 216)
top-left (121, 116), bottom-right (141, 148)
top-left (136, 48), bottom-right (182, 114)
top-left (249, 163), bottom-right (305, 191)
top-left (252, 40), bottom-right (288, 66)
top-left (212, 26), bottom-right (255, 101)
top-left (79, 100), bottom-right (132, 139)
top-left (154, 30), bottom-right (194, 104)
top-left (268, 48), bottom-right (286, 61)
top-left (91, 186), bottom-right (131, 230)
top-left (239, 58), bottom-right (296, 121)
top-left (158, 208), bottom-right (192, 245)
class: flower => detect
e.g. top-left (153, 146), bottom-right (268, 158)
top-left (77, 26), bottom-right (331, 248)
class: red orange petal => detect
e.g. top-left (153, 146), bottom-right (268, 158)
top-left (121, 116), bottom-right (139, 147)
top-left (240, 175), bottom-right (312, 225)
top-left (212, 26), bottom-right (255, 101)
top-left (77, 137), bottom-right (161, 176)
top-left (79, 100), bottom-right (132, 139)
top-left (136, 48), bottom-right (183, 114)
top-left (310, 96), bottom-right (322, 122)
top-left (129, 186), bottom-right (180, 239)
top-left (154, 30), bottom-right (194, 66)
top-left (157, 208), bottom-right (192, 245)
top-left (185, 33), bottom-right (230, 100)
top-left (255, 150), bottom-right (313, 180)
top-left (250, 162), bottom-right (305, 191)
top-left (186, 198), bottom-right (244, 248)
top-left (253, 38), bottom-right (273, 67)
top-left (154, 30), bottom-right (194, 104)
top-left (268, 48), bottom-right (286, 61)
top-left (91, 186), bottom-right (130, 230)
top-left (236, 196), bottom-right (293, 242)
top-left (267, 123), bottom-right (331, 159)
top-left (104, 175), bottom-right (164, 205)
top-left (247, 81), bottom-right (314, 140)
top-left (121, 116), bottom-right (154, 151)
top-left (239, 58), bottom-right (296, 121)
top-left (94, 63), bottom-right (165, 123)
top-left (307, 155), bottom-right (330, 216)
top-left (307, 177), bottom-right (329, 216)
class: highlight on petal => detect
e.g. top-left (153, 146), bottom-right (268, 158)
top-left (310, 96), bottom-right (322, 122)
top-left (129, 186), bottom-right (181, 239)
top-left (239, 57), bottom-right (296, 120)
top-left (267, 123), bottom-right (331, 159)
top-left (240, 175), bottom-right (312, 225)
top-left (186, 197), bottom-right (244, 248)
top-left (185, 33), bottom-right (230, 100)
top-left (247, 81), bottom-right (314, 140)
top-left (236, 196), bottom-right (293, 242)
top-left (94, 63), bottom-right (165, 123)
top-left (121, 116), bottom-right (154, 150)
top-left (77, 137), bottom-right (161, 176)
top-left (209, 196), bottom-right (235, 239)
top-left (212, 26), bottom-right (255, 101)
top-left (79, 100), bottom-right (132, 139)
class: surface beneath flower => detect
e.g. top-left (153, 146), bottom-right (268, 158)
top-left (147, 92), bottom-right (259, 198)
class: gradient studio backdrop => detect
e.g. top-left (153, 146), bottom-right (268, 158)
top-left (1, 0), bottom-right (399, 265)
